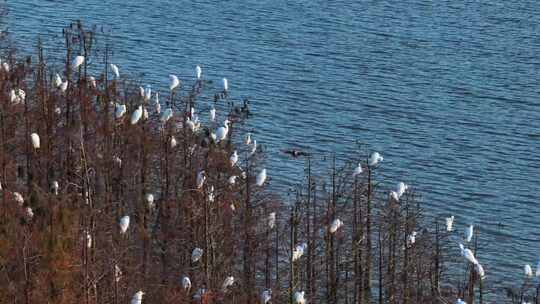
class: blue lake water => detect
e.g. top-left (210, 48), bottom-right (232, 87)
top-left (6, 0), bottom-right (540, 296)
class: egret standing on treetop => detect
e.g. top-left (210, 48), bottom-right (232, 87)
top-left (130, 291), bottom-right (144, 304)
top-left (256, 169), bottom-right (267, 186)
top-left (119, 216), bottom-right (130, 234)
top-left (54, 73), bottom-right (62, 88)
top-left (397, 182), bottom-right (408, 197)
top-left (525, 264), bottom-right (533, 277)
top-left (110, 64), bottom-right (120, 79)
top-left (459, 244), bottom-right (479, 265)
top-left (292, 243), bottom-right (307, 261)
top-left (114, 264), bottom-right (122, 282)
top-left (31, 133), bottom-right (40, 149)
top-left (228, 175), bottom-right (237, 185)
top-left (51, 181), bottom-right (59, 195)
top-left (13, 192), bottom-right (24, 206)
top-left (245, 133), bottom-right (252, 145)
top-left (88, 76), bottom-right (96, 88)
top-left (230, 150), bottom-right (238, 167)
top-left (131, 105), bottom-right (143, 125)
top-left (329, 218), bottom-right (344, 233)
top-left (216, 119), bottom-right (230, 142)
top-left (145, 193), bottom-right (155, 210)
top-left (268, 212), bottom-right (276, 229)
top-left (169, 74), bottom-right (180, 91)
top-left (223, 78), bottom-right (228, 92)
top-left (222, 276), bottom-right (234, 291)
top-left (196, 65), bottom-right (202, 79)
top-left (293, 291), bottom-right (305, 304)
top-left (446, 216), bottom-right (454, 232)
top-left (210, 106), bottom-right (216, 122)
top-left (60, 80), bottom-right (68, 93)
top-left (368, 152), bottom-right (383, 167)
top-left (72, 55), bottom-right (84, 70)
top-left (196, 171), bottom-right (206, 189)
top-left (182, 276), bottom-right (192, 291)
top-left (353, 163), bottom-right (362, 177)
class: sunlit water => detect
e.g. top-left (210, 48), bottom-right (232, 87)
top-left (6, 0), bottom-right (540, 297)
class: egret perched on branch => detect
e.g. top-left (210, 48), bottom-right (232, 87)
top-left (138, 86), bottom-right (145, 99)
top-left (446, 216), bottom-right (454, 232)
top-left (329, 218), bottom-right (344, 234)
top-left (245, 133), bottom-right (252, 145)
top-left (228, 175), bottom-right (237, 185)
top-left (456, 299), bottom-right (467, 304)
top-left (368, 152), bottom-right (383, 167)
top-left (119, 216), bottom-right (130, 234)
top-left (114, 264), bottom-right (122, 282)
top-left (51, 181), bottom-right (59, 195)
top-left (525, 264), bottom-right (533, 277)
top-left (115, 104), bottom-right (127, 119)
top-left (397, 182), bottom-right (408, 197)
top-left (390, 191), bottom-right (399, 202)
top-left (268, 212), bottom-right (276, 229)
top-left (160, 108), bottom-right (173, 123)
top-left (88, 76), bottom-right (96, 88)
top-left (145, 193), bottom-right (155, 210)
top-left (170, 136), bottom-right (177, 148)
top-left (196, 171), bottom-right (206, 189)
top-left (169, 74), bottom-right (180, 91)
top-left (407, 231), bottom-right (418, 246)
top-left (256, 169), bottom-right (267, 186)
top-left (353, 163), bottom-right (362, 177)
top-left (196, 65), bottom-right (202, 79)
top-left (130, 291), bottom-right (144, 304)
top-left (261, 289), bottom-right (272, 304)
top-left (465, 225), bottom-right (473, 243)
top-left (216, 119), bottom-right (230, 142)
top-left (250, 140), bottom-right (258, 156)
top-left (293, 291), bottom-right (305, 304)
top-left (2, 62), bottom-right (9, 72)
top-left (60, 80), bottom-right (69, 93)
top-left (86, 230), bottom-right (92, 248)
top-left (208, 185), bottom-right (215, 203)
top-left (10, 88), bottom-right (25, 104)
top-left (221, 276), bottom-right (234, 291)
top-left (230, 151), bottom-right (238, 167)
top-left (72, 55), bottom-right (85, 70)
top-left (13, 192), bottom-right (24, 206)
top-left (209, 106), bottom-right (216, 122)
top-left (475, 263), bottom-right (485, 280)
top-left (54, 73), bottom-right (62, 88)
top-left (192, 247), bottom-right (203, 263)
top-left (131, 105), bottom-right (143, 125)
top-left (110, 64), bottom-right (120, 79)
top-left (25, 207), bottom-right (34, 219)
top-left (30, 133), bottom-right (40, 149)
top-left (459, 244), bottom-right (478, 265)
top-left (182, 276), bottom-right (192, 291)
top-left (292, 243), bottom-right (307, 261)
top-left (223, 78), bottom-right (228, 91)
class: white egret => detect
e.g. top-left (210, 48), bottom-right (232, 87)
top-left (292, 243), bottom-right (307, 261)
top-left (210, 132), bottom-right (217, 142)
top-left (196, 65), bottom-right (202, 79)
top-left (256, 169), bottom-right (267, 187)
top-left (329, 218), bottom-right (344, 234)
top-left (228, 175), bottom-right (237, 185)
top-left (192, 247), bottom-right (203, 263)
top-left (113, 156), bottom-right (122, 167)
top-left (268, 212), bottom-right (276, 229)
top-left (397, 182), bottom-right (408, 197)
top-left (145, 193), bottom-right (155, 209)
top-left (261, 289), bottom-right (272, 304)
top-left (222, 276), bottom-right (234, 291)
top-left (72, 55), bottom-right (85, 70)
top-left (119, 216), bottom-right (130, 234)
top-left (170, 136), bottom-right (177, 148)
top-left (115, 104), bottom-right (127, 119)
top-left (54, 73), bottom-right (62, 88)
top-left (138, 86), bottom-right (145, 99)
top-left (390, 191), bottom-right (399, 202)
top-left (216, 119), bottom-right (230, 142)
top-left (155, 101), bottom-right (161, 114)
top-left (160, 108), bottom-right (173, 123)
top-left (196, 171), bottom-right (206, 189)
top-left (130, 291), bottom-right (144, 304)
top-left (465, 225), bottom-right (473, 243)
top-left (88, 76), bottom-right (96, 88)
top-left (51, 181), bottom-right (59, 195)
top-left (230, 150), bottom-right (238, 167)
top-left (525, 264), bottom-right (533, 277)
top-left (446, 216), bottom-right (454, 232)
top-left (54, 107), bottom-right (61, 115)
top-left (86, 230), bottom-right (92, 248)
top-left (407, 231), bottom-right (418, 246)
top-left (475, 263), bottom-right (485, 280)
top-left (368, 152), bottom-right (383, 167)
top-left (250, 140), bottom-right (257, 156)
top-left (114, 264), bottom-right (122, 282)
top-left (209, 106), bottom-right (216, 122)
top-left (245, 133), bottom-right (252, 145)
top-left (10, 89), bottom-right (25, 104)
top-left (182, 276), bottom-right (192, 291)
top-left (456, 299), bottom-right (467, 304)
top-left (169, 74), bottom-right (180, 91)
top-left (25, 207), bottom-right (34, 219)
top-left (110, 64), bottom-right (120, 79)
top-left (0, 179), bottom-right (2, 191)
top-left (460, 244), bottom-right (478, 265)
top-left (13, 192), bottom-right (24, 206)
top-left (208, 185), bottom-right (215, 203)
top-left (60, 80), bottom-right (69, 93)
top-left (293, 291), bottom-right (305, 304)
top-left (2, 62), bottom-right (9, 72)
top-left (30, 133), bottom-right (40, 149)
top-left (222, 78), bottom-right (228, 91)
top-left (353, 163), bottom-right (362, 177)
top-left (131, 105), bottom-right (143, 125)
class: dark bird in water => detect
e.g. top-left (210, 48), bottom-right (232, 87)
top-left (282, 149), bottom-right (310, 158)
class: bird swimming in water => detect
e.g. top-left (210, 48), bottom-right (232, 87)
top-left (282, 149), bottom-right (310, 158)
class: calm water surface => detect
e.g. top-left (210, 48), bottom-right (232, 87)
top-left (7, 0), bottom-right (540, 296)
